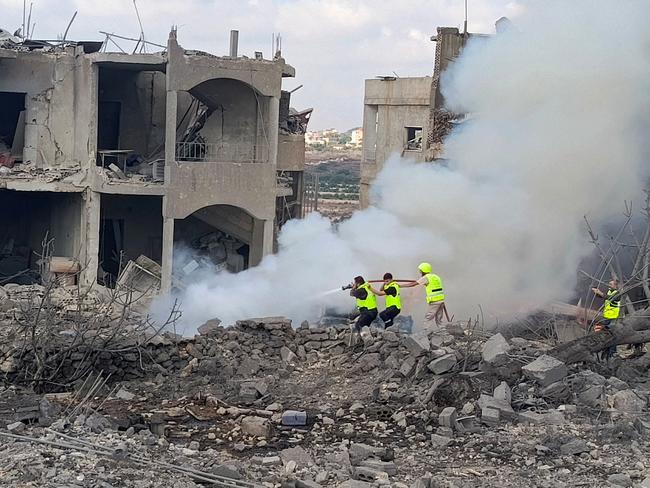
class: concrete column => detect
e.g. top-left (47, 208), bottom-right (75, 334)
top-left (250, 217), bottom-right (274, 267)
top-left (267, 96), bottom-right (280, 166)
top-left (161, 215), bottom-right (175, 292)
top-left (164, 90), bottom-right (178, 183)
top-left (79, 189), bottom-right (100, 286)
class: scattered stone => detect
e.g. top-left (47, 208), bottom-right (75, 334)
top-left (354, 466), bottom-right (389, 483)
top-left (403, 335), bottom-right (430, 357)
top-left (6, 421), bottom-right (25, 433)
top-left (560, 438), bottom-right (589, 455)
top-left (522, 355), bottom-right (568, 386)
top-left (430, 434), bottom-right (453, 447)
top-left (607, 473), bottom-right (632, 487)
top-left (399, 357), bottom-right (416, 377)
top-left (427, 354), bottom-right (457, 374)
top-left (439, 407), bottom-right (457, 429)
top-left (478, 394), bottom-right (515, 418)
top-left (281, 346), bottom-right (297, 364)
top-left (518, 410), bottom-right (565, 425)
top-left (611, 390), bottom-right (647, 413)
top-left (281, 446), bottom-right (314, 467)
top-left (337, 481), bottom-right (374, 488)
top-left (115, 388), bottom-right (135, 401)
top-left (241, 416), bottom-right (271, 438)
top-left (493, 381), bottom-right (512, 404)
top-left (198, 318), bottom-right (222, 335)
top-left (481, 407), bottom-right (500, 425)
top-left (481, 333), bottom-right (511, 365)
top-left (359, 459), bottom-right (397, 475)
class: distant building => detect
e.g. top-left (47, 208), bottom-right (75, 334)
top-left (350, 128), bottom-right (363, 146)
top-left (360, 26), bottom-right (486, 207)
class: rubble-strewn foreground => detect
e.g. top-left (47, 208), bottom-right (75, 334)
top-left (1, 291), bottom-right (650, 488)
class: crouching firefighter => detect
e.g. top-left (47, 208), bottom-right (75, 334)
top-left (370, 273), bottom-right (402, 328)
top-left (349, 275), bottom-right (378, 335)
top-left (592, 278), bottom-right (621, 360)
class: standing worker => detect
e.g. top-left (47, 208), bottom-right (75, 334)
top-left (369, 273), bottom-right (402, 328)
top-left (591, 278), bottom-right (621, 360)
top-left (402, 262), bottom-right (446, 327)
top-left (348, 275), bottom-right (379, 333)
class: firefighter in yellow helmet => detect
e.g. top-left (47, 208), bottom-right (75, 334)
top-left (401, 262), bottom-right (446, 327)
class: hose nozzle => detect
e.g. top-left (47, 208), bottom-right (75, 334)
top-left (342, 283), bottom-right (353, 290)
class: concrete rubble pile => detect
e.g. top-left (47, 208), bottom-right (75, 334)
top-left (1, 303), bottom-right (650, 487)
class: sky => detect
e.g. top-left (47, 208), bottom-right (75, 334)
top-left (1, 0), bottom-right (520, 130)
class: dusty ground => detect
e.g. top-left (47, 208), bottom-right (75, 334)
top-left (1, 314), bottom-right (650, 488)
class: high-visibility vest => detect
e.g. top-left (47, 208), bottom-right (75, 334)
top-left (356, 283), bottom-right (377, 311)
top-left (384, 281), bottom-right (401, 310)
top-left (425, 273), bottom-right (445, 304)
top-left (603, 288), bottom-right (620, 319)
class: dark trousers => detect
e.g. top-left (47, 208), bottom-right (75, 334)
top-left (600, 319), bottom-right (617, 359)
top-left (356, 308), bottom-right (378, 331)
top-left (379, 305), bottom-right (401, 328)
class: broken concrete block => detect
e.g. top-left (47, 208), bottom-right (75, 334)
top-left (399, 357), bottom-right (416, 377)
top-left (411, 477), bottom-right (432, 488)
top-left (560, 438), bottom-right (589, 455)
top-left (296, 480), bottom-right (323, 488)
top-left (481, 333), bottom-right (511, 365)
top-left (282, 410), bottom-right (307, 426)
top-left (439, 407), bottom-right (457, 429)
top-left (281, 446), bottom-right (313, 467)
top-left (522, 355), bottom-right (567, 386)
top-left (402, 335), bottom-right (430, 356)
top-left (358, 459), bottom-right (397, 475)
top-left (348, 443), bottom-right (392, 465)
top-left (197, 318), bottom-right (221, 335)
top-left (241, 416), bottom-right (271, 438)
top-left (210, 464), bottom-right (242, 480)
top-left (337, 481), bottom-right (374, 488)
top-left (493, 381), bottom-right (512, 404)
top-left (517, 410), bottom-right (565, 425)
top-left (280, 346), bottom-right (297, 364)
top-left (6, 421), bottom-right (25, 433)
top-left (607, 473), bottom-right (632, 487)
top-left (477, 394), bottom-right (514, 418)
top-left (115, 388), bottom-right (135, 401)
top-left (427, 354), bottom-right (457, 374)
top-left (481, 407), bottom-right (500, 425)
top-left (354, 466), bottom-right (389, 483)
top-left (611, 390), bottom-right (647, 413)
top-left (430, 433), bottom-right (452, 447)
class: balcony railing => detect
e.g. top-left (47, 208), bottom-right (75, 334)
top-left (176, 142), bottom-right (269, 163)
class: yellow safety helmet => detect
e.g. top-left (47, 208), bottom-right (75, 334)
top-left (418, 262), bottom-right (432, 274)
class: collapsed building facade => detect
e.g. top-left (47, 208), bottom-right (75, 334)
top-left (360, 26), bottom-right (484, 207)
top-left (0, 29), bottom-right (309, 290)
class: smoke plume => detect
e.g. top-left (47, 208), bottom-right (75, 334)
top-left (154, 0), bottom-right (650, 334)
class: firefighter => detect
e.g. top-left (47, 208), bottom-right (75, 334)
top-left (349, 275), bottom-right (378, 332)
top-left (591, 278), bottom-right (621, 359)
top-left (401, 262), bottom-right (446, 327)
top-left (370, 272), bottom-right (402, 328)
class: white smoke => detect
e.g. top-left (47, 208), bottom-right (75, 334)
top-left (154, 0), bottom-right (650, 334)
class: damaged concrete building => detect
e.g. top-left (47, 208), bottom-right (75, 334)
top-left (360, 26), bottom-right (485, 207)
top-left (0, 29), bottom-right (309, 290)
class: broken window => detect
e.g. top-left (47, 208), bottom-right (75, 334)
top-left (96, 67), bottom-right (166, 178)
top-left (405, 126), bottom-right (423, 151)
top-left (98, 195), bottom-right (163, 287)
top-left (0, 92), bottom-right (26, 166)
top-left (0, 190), bottom-right (82, 285)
